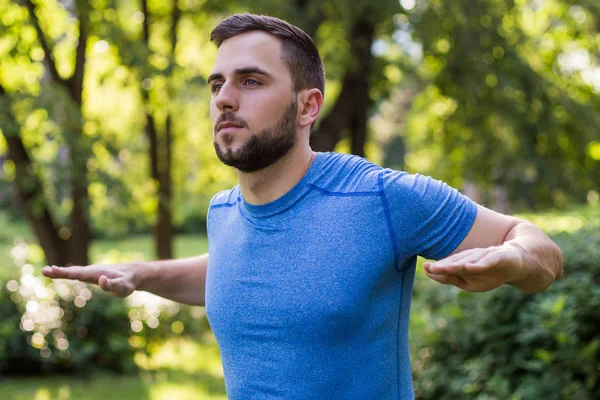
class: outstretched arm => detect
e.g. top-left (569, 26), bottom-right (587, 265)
top-left (423, 205), bottom-right (563, 293)
top-left (41, 254), bottom-right (208, 306)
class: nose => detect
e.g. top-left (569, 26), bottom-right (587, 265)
top-left (214, 82), bottom-right (239, 112)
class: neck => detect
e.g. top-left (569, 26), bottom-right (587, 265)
top-left (237, 143), bottom-right (316, 205)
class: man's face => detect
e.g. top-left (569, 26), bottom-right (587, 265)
top-left (208, 31), bottom-right (299, 172)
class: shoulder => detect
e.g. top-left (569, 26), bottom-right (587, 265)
top-left (311, 152), bottom-right (383, 194)
top-left (380, 169), bottom-right (461, 204)
top-left (209, 186), bottom-right (240, 209)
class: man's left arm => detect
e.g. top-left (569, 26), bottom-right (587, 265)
top-left (423, 205), bottom-right (563, 294)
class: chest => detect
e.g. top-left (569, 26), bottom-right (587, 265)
top-left (205, 196), bottom-right (398, 342)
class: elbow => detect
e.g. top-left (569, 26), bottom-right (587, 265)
top-left (515, 242), bottom-right (563, 295)
top-left (552, 242), bottom-right (564, 281)
top-left (536, 242), bottom-right (563, 292)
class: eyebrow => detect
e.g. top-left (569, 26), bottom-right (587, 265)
top-left (207, 67), bottom-right (272, 84)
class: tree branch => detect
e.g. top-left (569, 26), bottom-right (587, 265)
top-left (68, 2), bottom-right (88, 106)
top-left (170, 0), bottom-right (181, 55)
top-left (23, 0), bottom-right (65, 86)
top-left (140, 0), bottom-right (158, 182)
top-left (142, 0), bottom-right (150, 46)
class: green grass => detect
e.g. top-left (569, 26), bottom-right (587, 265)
top-left (0, 337), bottom-right (226, 400)
top-left (1, 370), bottom-right (226, 400)
top-left (0, 229), bottom-right (208, 280)
top-left (516, 204), bottom-right (600, 234)
top-left (91, 234), bottom-right (208, 261)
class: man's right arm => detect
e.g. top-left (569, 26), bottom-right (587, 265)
top-left (41, 254), bottom-right (208, 306)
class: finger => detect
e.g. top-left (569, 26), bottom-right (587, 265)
top-left (425, 248), bottom-right (480, 268)
top-left (426, 248), bottom-right (497, 274)
top-left (424, 271), bottom-right (467, 289)
top-left (99, 275), bottom-right (134, 298)
top-left (451, 247), bottom-right (498, 265)
top-left (42, 265), bottom-right (79, 279)
top-left (432, 259), bottom-right (497, 277)
top-left (42, 265), bottom-right (103, 284)
top-left (464, 253), bottom-right (502, 271)
top-left (98, 275), bottom-right (111, 292)
top-left (425, 249), bottom-right (484, 270)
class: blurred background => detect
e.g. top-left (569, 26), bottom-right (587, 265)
top-left (0, 0), bottom-right (598, 399)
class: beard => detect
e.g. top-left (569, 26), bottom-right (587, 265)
top-left (213, 98), bottom-right (298, 173)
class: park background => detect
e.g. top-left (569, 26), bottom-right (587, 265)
top-left (0, 0), bottom-right (599, 398)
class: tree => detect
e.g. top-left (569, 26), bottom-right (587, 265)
top-left (404, 0), bottom-right (600, 208)
top-left (0, 0), bottom-right (92, 265)
top-left (138, 0), bottom-right (180, 259)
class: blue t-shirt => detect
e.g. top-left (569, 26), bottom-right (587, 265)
top-left (206, 152), bottom-right (477, 399)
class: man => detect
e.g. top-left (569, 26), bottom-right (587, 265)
top-left (42, 13), bottom-right (563, 399)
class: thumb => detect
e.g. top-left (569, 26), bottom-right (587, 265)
top-left (98, 275), bottom-right (134, 297)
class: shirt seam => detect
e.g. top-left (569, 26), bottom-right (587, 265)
top-left (210, 202), bottom-right (237, 210)
top-left (377, 171), bottom-right (401, 271)
top-left (397, 270), bottom-right (406, 400)
top-left (307, 183), bottom-right (381, 197)
top-left (242, 188), bottom-right (306, 217)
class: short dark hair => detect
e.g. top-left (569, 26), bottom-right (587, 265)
top-left (210, 14), bottom-right (325, 99)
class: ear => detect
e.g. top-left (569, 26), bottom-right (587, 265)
top-left (297, 88), bottom-right (323, 129)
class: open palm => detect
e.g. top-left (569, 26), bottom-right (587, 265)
top-left (42, 264), bottom-right (136, 297)
top-left (423, 245), bottom-right (525, 292)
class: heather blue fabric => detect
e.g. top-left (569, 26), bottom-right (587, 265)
top-left (205, 152), bottom-right (477, 399)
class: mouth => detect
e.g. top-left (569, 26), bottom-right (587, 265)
top-left (217, 122), bottom-right (244, 133)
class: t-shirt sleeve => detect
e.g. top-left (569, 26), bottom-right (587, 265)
top-left (380, 168), bottom-right (478, 261)
top-left (206, 189), bottom-right (234, 235)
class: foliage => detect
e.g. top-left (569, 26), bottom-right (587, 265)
top-left (402, 0), bottom-right (600, 208)
top-left (411, 223), bottom-right (600, 399)
top-left (0, 240), bottom-right (210, 377)
top-left (2, 0), bottom-right (599, 258)
top-left (0, 268), bottom-right (136, 375)
top-left (517, 204), bottom-right (600, 234)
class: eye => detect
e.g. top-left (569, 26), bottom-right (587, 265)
top-left (210, 82), bottom-right (223, 93)
top-left (243, 78), bottom-right (260, 86)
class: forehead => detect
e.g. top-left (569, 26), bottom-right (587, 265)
top-left (211, 31), bottom-right (290, 80)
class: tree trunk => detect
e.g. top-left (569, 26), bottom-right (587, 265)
top-left (294, 0), bottom-right (325, 39)
top-left (143, 90), bottom-right (173, 259)
top-left (67, 175), bottom-right (90, 265)
top-left (310, 16), bottom-right (376, 156)
top-left (22, 0), bottom-right (92, 266)
top-left (141, 0), bottom-right (179, 260)
top-left (65, 14), bottom-right (90, 266)
top-left (155, 115), bottom-right (174, 259)
top-left (348, 18), bottom-right (376, 157)
top-left (0, 85), bottom-right (67, 266)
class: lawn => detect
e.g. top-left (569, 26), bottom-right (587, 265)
top-left (0, 223), bottom-right (208, 280)
top-left (0, 337), bottom-right (227, 400)
top-left (516, 204), bottom-right (600, 234)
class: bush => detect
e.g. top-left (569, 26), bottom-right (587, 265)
top-left (0, 242), bottom-right (210, 377)
top-left (412, 227), bottom-right (600, 399)
top-left (0, 280), bottom-right (135, 376)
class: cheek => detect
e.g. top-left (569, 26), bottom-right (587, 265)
top-left (209, 101), bottom-right (218, 122)
top-left (245, 99), bottom-right (280, 128)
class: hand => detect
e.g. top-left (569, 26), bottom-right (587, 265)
top-left (423, 243), bottom-right (526, 292)
top-left (41, 264), bottom-right (137, 297)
